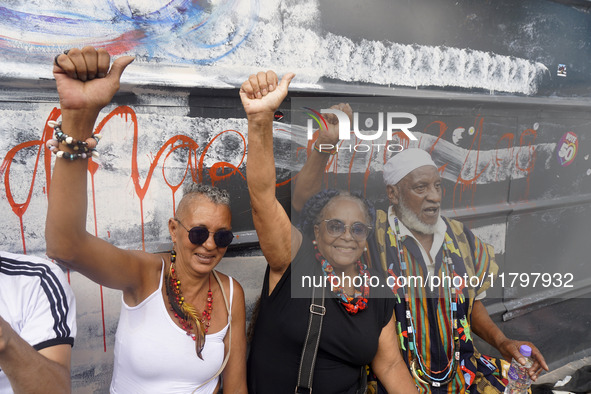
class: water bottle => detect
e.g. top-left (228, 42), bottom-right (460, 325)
top-left (504, 345), bottom-right (533, 394)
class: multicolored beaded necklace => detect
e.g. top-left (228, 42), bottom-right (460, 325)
top-left (165, 250), bottom-right (213, 359)
top-left (314, 244), bottom-right (369, 315)
top-left (392, 217), bottom-right (460, 387)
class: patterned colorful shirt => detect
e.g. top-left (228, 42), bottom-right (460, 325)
top-left (368, 208), bottom-right (506, 394)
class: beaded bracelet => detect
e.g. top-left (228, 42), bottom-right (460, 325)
top-left (46, 120), bottom-right (101, 160)
top-left (46, 139), bottom-right (97, 160)
top-left (313, 141), bottom-right (337, 155)
top-left (48, 121), bottom-right (101, 152)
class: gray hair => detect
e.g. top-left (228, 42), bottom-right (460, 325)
top-left (182, 182), bottom-right (231, 207)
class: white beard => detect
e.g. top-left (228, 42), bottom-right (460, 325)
top-left (396, 196), bottom-right (438, 235)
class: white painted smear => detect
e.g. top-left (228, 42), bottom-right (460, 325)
top-left (419, 133), bottom-right (556, 184)
top-left (318, 34), bottom-right (546, 94)
top-left (286, 123), bottom-right (556, 185)
top-left (217, 0), bottom-right (548, 94)
top-left (452, 127), bottom-right (465, 144)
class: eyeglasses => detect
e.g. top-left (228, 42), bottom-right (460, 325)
top-left (175, 219), bottom-right (234, 248)
top-left (321, 219), bottom-right (372, 241)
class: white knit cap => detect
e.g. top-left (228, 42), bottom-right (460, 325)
top-left (383, 148), bottom-right (437, 185)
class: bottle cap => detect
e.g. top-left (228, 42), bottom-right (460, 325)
top-left (519, 344), bottom-right (532, 357)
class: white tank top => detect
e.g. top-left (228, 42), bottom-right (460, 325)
top-left (111, 262), bottom-right (233, 394)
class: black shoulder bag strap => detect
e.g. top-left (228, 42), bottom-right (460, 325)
top-left (356, 366), bottom-right (367, 394)
top-left (295, 277), bottom-right (326, 394)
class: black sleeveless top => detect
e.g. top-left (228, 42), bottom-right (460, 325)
top-left (247, 238), bottom-right (395, 394)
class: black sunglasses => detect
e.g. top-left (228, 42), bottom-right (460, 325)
top-left (321, 219), bottom-right (372, 241)
top-left (175, 219), bottom-right (234, 248)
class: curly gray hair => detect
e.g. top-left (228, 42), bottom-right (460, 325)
top-left (182, 182), bottom-right (231, 207)
top-left (175, 182), bottom-right (231, 221)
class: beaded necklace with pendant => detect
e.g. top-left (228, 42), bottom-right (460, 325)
top-left (165, 251), bottom-right (213, 359)
top-left (314, 244), bottom-right (369, 315)
top-left (392, 217), bottom-right (460, 387)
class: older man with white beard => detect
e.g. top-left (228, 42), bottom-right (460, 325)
top-left (292, 138), bottom-right (548, 393)
top-left (370, 148), bottom-right (551, 393)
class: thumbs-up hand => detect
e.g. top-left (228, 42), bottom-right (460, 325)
top-left (53, 46), bottom-right (134, 114)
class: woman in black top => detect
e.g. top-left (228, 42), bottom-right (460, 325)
top-left (240, 71), bottom-right (418, 394)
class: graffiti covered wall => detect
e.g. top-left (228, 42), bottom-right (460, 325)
top-left (3, 0), bottom-right (591, 95)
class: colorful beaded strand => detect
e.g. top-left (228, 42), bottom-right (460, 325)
top-left (46, 120), bottom-right (101, 159)
top-left (202, 275), bottom-right (213, 334)
top-left (393, 217), bottom-right (460, 386)
top-left (314, 244), bottom-right (369, 315)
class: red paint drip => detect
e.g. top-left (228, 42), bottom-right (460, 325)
top-left (1, 108), bottom-right (60, 253)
